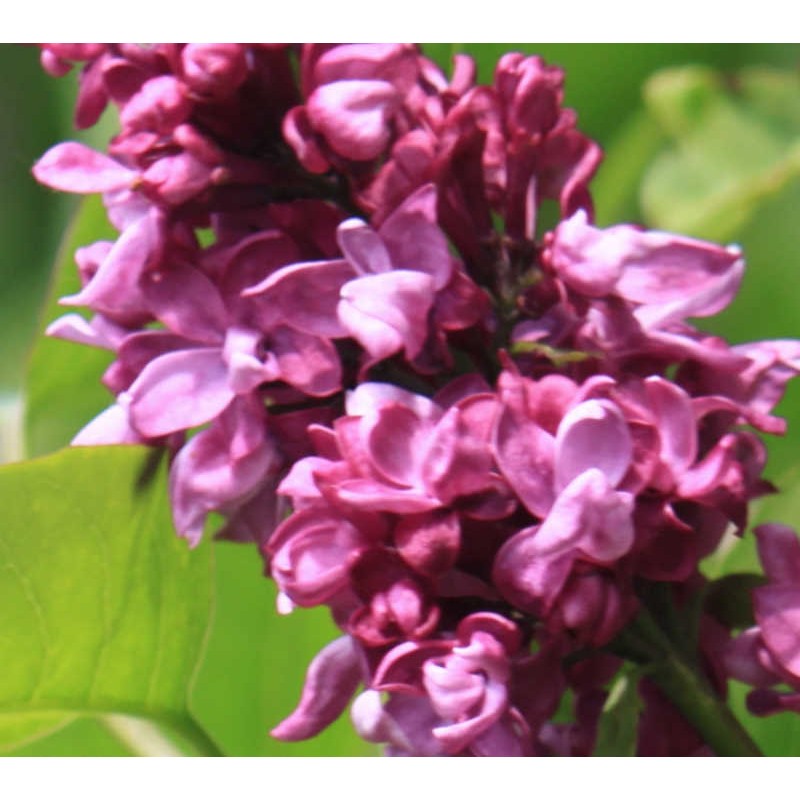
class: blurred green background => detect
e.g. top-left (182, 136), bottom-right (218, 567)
top-left (3, 44), bottom-right (800, 756)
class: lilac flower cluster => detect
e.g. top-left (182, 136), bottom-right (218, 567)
top-left (34, 43), bottom-right (800, 756)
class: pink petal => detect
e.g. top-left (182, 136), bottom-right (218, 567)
top-left (677, 434), bottom-right (737, 498)
top-left (756, 524), bottom-right (800, 585)
top-left (634, 254), bottom-right (744, 329)
top-left (277, 456), bottom-right (332, 506)
top-left (492, 380), bottom-right (555, 519)
top-left (72, 403), bottom-right (141, 446)
top-left (555, 399), bottom-right (631, 491)
top-left (432, 678), bottom-right (508, 754)
top-left (379, 184), bottom-right (454, 290)
top-left (534, 469), bottom-right (635, 562)
top-left (395, 510), bottom-right (461, 577)
top-left (548, 209), bottom-right (624, 296)
top-left (60, 211), bottom-right (160, 320)
top-left (723, 628), bottom-right (779, 688)
top-left (337, 218), bottom-right (393, 275)
top-left (456, 613), bottom-right (522, 655)
top-left (271, 326), bottom-right (342, 397)
top-left (282, 106), bottom-right (330, 173)
top-left (142, 263), bottom-right (228, 343)
top-left (754, 585), bottom-right (800, 680)
top-left (617, 237), bottom-right (741, 304)
top-left (645, 376), bottom-right (696, 476)
top-left (333, 479), bottom-right (440, 513)
top-left (169, 397), bottom-right (276, 546)
top-left (223, 327), bottom-right (274, 394)
top-left (314, 43), bottom-right (417, 85)
top-left (493, 525), bottom-right (574, 612)
top-left (271, 636), bottom-right (363, 741)
top-left (307, 79), bottom-right (399, 161)
top-left (46, 313), bottom-right (120, 350)
top-left (267, 508), bottom-right (370, 607)
top-left (345, 381), bottom-right (439, 421)
top-left (338, 270), bottom-right (434, 361)
top-left (423, 399), bottom-right (497, 504)
top-left (128, 348), bottom-right (232, 437)
top-left (366, 403), bottom-right (428, 487)
top-left (33, 141), bottom-right (135, 193)
top-left (373, 639), bottom-right (453, 691)
top-left (141, 152), bottom-right (214, 205)
top-left (423, 662), bottom-right (485, 719)
top-left (244, 258), bottom-right (353, 338)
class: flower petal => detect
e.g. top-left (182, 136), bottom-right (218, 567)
top-left (128, 348), bottom-right (232, 437)
top-left (271, 636), bottom-right (363, 741)
top-left (555, 399), bottom-right (631, 491)
top-left (33, 141), bottom-right (135, 193)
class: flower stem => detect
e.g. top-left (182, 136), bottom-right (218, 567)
top-left (648, 652), bottom-right (762, 757)
top-left (613, 607), bottom-right (762, 757)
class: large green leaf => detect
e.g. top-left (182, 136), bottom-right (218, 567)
top-left (641, 65), bottom-right (800, 241)
top-left (0, 446), bottom-right (214, 753)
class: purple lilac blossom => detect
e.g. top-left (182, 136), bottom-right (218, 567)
top-left (33, 43), bottom-right (800, 756)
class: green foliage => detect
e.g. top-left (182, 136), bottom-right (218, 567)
top-left (704, 573), bottom-right (766, 630)
top-left (0, 446), bottom-right (213, 753)
top-left (594, 668), bottom-right (642, 757)
top-left (728, 679), bottom-right (800, 757)
top-left (190, 540), bottom-right (376, 756)
top-left (641, 66), bottom-right (800, 242)
top-left (0, 47), bottom-right (74, 394)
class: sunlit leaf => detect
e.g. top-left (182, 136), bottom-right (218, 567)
top-left (0, 446), bottom-right (214, 753)
top-left (641, 66), bottom-right (800, 241)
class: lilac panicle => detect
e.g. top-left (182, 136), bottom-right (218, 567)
top-left (33, 43), bottom-right (800, 757)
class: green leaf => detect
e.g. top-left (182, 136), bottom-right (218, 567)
top-left (9, 715), bottom-right (130, 756)
top-left (593, 112), bottom-right (667, 226)
top-left (420, 44), bottom-right (459, 73)
top-left (0, 46), bottom-right (75, 395)
top-left (728, 679), bottom-right (800, 757)
top-left (190, 540), bottom-right (377, 756)
top-left (24, 195), bottom-right (117, 458)
top-left (0, 445), bottom-right (215, 753)
top-left (0, 712), bottom-right (75, 754)
top-left (640, 65), bottom-right (800, 241)
top-left (593, 667), bottom-right (642, 756)
top-left (704, 573), bottom-right (766, 630)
